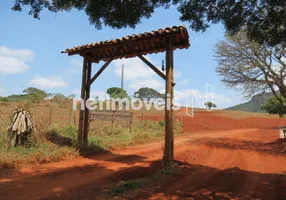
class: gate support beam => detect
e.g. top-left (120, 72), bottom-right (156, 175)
top-left (89, 59), bottom-right (113, 85)
top-left (136, 54), bottom-right (166, 80)
top-left (163, 37), bottom-right (174, 165)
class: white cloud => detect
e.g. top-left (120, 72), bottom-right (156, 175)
top-left (0, 56), bottom-right (29, 74)
top-left (179, 79), bottom-right (189, 85)
top-left (128, 79), bottom-right (164, 90)
top-left (0, 46), bottom-right (34, 74)
top-left (0, 46), bottom-right (34, 61)
top-left (113, 57), bottom-right (155, 80)
top-left (29, 75), bottom-right (68, 89)
top-left (73, 89), bottom-right (108, 99)
top-left (113, 56), bottom-right (166, 91)
top-left (175, 89), bottom-right (232, 108)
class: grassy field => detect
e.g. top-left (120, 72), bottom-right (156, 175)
top-left (0, 100), bottom-right (281, 171)
top-left (0, 101), bottom-right (181, 170)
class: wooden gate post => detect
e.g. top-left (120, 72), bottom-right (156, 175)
top-left (83, 60), bottom-right (92, 143)
top-left (78, 58), bottom-right (87, 143)
top-left (78, 58), bottom-right (91, 145)
top-left (163, 37), bottom-right (174, 164)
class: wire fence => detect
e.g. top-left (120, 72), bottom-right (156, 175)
top-left (1, 102), bottom-right (285, 133)
top-left (139, 113), bottom-right (286, 133)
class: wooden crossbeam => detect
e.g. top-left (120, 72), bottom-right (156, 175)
top-left (136, 54), bottom-right (166, 80)
top-left (80, 53), bottom-right (97, 63)
top-left (89, 58), bottom-right (113, 85)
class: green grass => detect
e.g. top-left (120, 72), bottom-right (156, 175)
top-left (0, 141), bottom-right (78, 170)
top-left (0, 102), bottom-right (182, 171)
top-left (0, 118), bottom-right (182, 171)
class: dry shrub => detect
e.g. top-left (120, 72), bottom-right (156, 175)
top-left (34, 116), bottom-right (50, 140)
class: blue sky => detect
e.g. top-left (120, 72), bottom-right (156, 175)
top-left (0, 1), bottom-right (245, 108)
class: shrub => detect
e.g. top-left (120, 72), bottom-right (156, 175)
top-left (158, 120), bottom-right (165, 127)
top-left (61, 125), bottom-right (77, 139)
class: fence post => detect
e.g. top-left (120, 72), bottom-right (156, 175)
top-left (73, 112), bottom-right (76, 126)
top-left (111, 120), bottom-right (114, 134)
top-left (49, 107), bottom-right (53, 126)
top-left (69, 108), bottom-right (72, 125)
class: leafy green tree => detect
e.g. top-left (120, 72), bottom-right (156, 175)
top-left (134, 87), bottom-right (164, 102)
top-left (262, 96), bottom-right (286, 118)
top-left (0, 96), bottom-right (8, 102)
top-left (12, 0), bottom-right (286, 46)
top-left (23, 87), bottom-right (48, 103)
top-left (107, 87), bottom-right (129, 99)
top-left (204, 102), bottom-right (217, 110)
top-left (0, 94), bottom-right (28, 102)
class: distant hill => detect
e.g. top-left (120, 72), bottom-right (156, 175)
top-left (226, 92), bottom-right (274, 113)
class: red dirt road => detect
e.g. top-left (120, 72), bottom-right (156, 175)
top-left (1, 128), bottom-right (286, 199)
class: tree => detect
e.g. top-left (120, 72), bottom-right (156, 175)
top-left (51, 93), bottom-right (67, 107)
top-left (23, 87), bottom-right (48, 103)
top-left (107, 87), bottom-right (129, 99)
top-left (68, 94), bottom-right (76, 99)
top-left (215, 31), bottom-right (286, 105)
top-left (262, 96), bottom-right (286, 118)
top-left (12, 0), bottom-right (286, 46)
top-left (204, 102), bottom-right (217, 110)
top-left (134, 87), bottom-right (164, 102)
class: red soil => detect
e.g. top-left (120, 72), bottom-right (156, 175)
top-left (139, 110), bottom-right (286, 133)
top-left (1, 128), bottom-right (286, 199)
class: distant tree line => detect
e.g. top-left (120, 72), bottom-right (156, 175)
top-left (0, 87), bottom-right (75, 104)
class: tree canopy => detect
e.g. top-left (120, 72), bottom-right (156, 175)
top-left (262, 96), bottom-right (286, 118)
top-left (23, 87), bottom-right (48, 103)
top-left (134, 87), bottom-right (164, 102)
top-left (0, 87), bottom-right (48, 103)
top-left (106, 87), bottom-right (129, 99)
top-left (12, 0), bottom-right (286, 46)
top-left (204, 102), bottom-right (217, 110)
top-left (215, 31), bottom-right (286, 105)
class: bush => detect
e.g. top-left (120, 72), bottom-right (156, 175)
top-left (158, 120), bottom-right (165, 127)
top-left (61, 125), bottom-right (77, 139)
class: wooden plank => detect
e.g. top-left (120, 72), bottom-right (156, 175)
top-left (89, 58), bottom-right (113, 85)
top-left (89, 110), bottom-right (133, 122)
top-left (83, 60), bottom-right (92, 144)
top-left (78, 58), bottom-right (87, 143)
top-left (163, 37), bottom-right (174, 165)
top-left (136, 54), bottom-right (166, 80)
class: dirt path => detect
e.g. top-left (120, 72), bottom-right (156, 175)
top-left (1, 129), bottom-right (286, 200)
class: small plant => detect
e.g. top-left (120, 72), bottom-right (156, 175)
top-left (61, 125), bottom-right (77, 139)
top-left (78, 138), bottom-right (105, 155)
top-left (158, 120), bottom-right (165, 127)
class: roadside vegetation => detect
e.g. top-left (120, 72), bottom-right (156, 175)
top-left (0, 98), bottom-right (181, 171)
